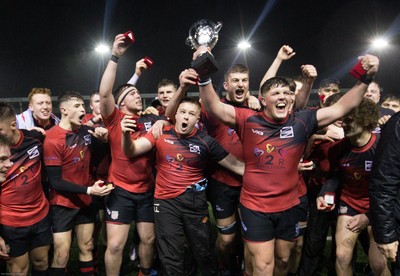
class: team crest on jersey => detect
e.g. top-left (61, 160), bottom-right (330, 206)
top-left (189, 144), bottom-right (200, 154)
top-left (365, 160), bottom-right (373, 172)
top-left (84, 134), bottom-right (92, 145)
top-left (111, 210), bottom-right (119, 220)
top-left (227, 128), bottom-right (236, 136)
top-left (339, 205), bottom-right (348, 214)
top-left (27, 146), bottom-right (39, 159)
top-left (280, 126), bottom-right (294, 138)
top-left (143, 122), bottom-right (152, 131)
top-left (19, 166), bottom-right (28, 173)
top-left (254, 148), bottom-right (264, 157)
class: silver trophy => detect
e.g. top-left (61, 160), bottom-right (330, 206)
top-left (186, 19), bottom-right (222, 76)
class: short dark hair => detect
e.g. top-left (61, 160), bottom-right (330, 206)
top-left (260, 76), bottom-right (291, 96)
top-left (319, 78), bottom-right (340, 89)
top-left (58, 91), bottom-right (84, 107)
top-left (224, 64), bottom-right (249, 82)
top-left (113, 84), bottom-right (136, 105)
top-left (381, 94), bottom-right (400, 104)
top-left (178, 97), bottom-right (201, 110)
top-left (157, 79), bottom-right (177, 90)
top-left (0, 102), bottom-right (16, 121)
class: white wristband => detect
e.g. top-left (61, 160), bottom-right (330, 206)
top-left (87, 187), bottom-right (92, 195)
top-left (127, 74), bottom-right (139, 85)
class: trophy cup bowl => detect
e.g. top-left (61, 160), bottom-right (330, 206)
top-left (186, 19), bottom-right (222, 77)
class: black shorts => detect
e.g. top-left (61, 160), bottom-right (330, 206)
top-left (297, 194), bottom-right (309, 223)
top-left (206, 177), bottom-right (241, 219)
top-left (90, 195), bottom-right (106, 211)
top-left (337, 200), bottom-right (359, 216)
top-left (105, 185), bottom-right (154, 224)
top-left (0, 215), bottom-right (52, 257)
top-left (50, 205), bottom-right (97, 233)
top-left (239, 203), bottom-right (300, 242)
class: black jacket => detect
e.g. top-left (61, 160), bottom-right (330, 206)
top-left (370, 112), bottom-right (400, 244)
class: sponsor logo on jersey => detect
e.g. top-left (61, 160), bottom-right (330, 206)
top-left (280, 126), bottom-right (294, 138)
top-left (227, 128), bottom-right (236, 136)
top-left (176, 154), bottom-right (184, 161)
top-left (254, 148), bottom-right (264, 157)
top-left (252, 129), bottom-right (264, 136)
top-left (69, 143), bottom-right (77, 149)
top-left (27, 146), bottom-right (39, 159)
top-left (353, 172), bottom-right (361, 180)
top-left (266, 144), bottom-right (275, 153)
top-left (84, 134), bottom-right (91, 145)
top-left (189, 144), bottom-right (200, 154)
top-left (164, 139), bottom-right (174, 144)
top-left (365, 160), bottom-right (373, 171)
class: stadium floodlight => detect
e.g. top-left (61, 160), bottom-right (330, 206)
top-left (95, 44), bottom-right (110, 54)
top-left (371, 37), bottom-right (389, 50)
top-left (238, 41), bottom-right (251, 50)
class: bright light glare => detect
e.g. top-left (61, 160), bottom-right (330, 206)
top-left (238, 41), bottom-right (251, 50)
top-left (371, 38), bottom-right (388, 49)
top-left (95, 44), bottom-right (110, 54)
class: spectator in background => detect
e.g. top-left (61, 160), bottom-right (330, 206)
top-left (16, 88), bottom-right (60, 130)
top-left (381, 94), bottom-right (400, 113)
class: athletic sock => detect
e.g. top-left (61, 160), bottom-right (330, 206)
top-left (79, 260), bottom-right (95, 275)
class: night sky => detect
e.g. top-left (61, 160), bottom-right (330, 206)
top-left (1, 0), bottom-right (399, 99)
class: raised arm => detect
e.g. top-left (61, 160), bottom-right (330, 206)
top-left (164, 69), bottom-right (197, 121)
top-left (120, 115), bottom-right (153, 157)
top-left (295, 64), bottom-right (317, 109)
top-left (190, 47), bottom-right (236, 127)
top-left (218, 153), bottom-right (245, 176)
top-left (317, 54), bottom-right (379, 128)
top-left (127, 58), bottom-right (150, 85)
top-left (99, 34), bottom-right (130, 117)
top-left (258, 45), bottom-right (296, 97)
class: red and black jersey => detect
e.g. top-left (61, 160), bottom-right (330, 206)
top-left (82, 113), bottom-right (111, 181)
top-left (43, 125), bottom-right (94, 208)
top-left (103, 108), bottom-right (158, 193)
top-left (144, 125), bottom-right (228, 200)
top-left (0, 130), bottom-right (49, 227)
top-left (200, 98), bottom-right (248, 187)
top-left (235, 108), bottom-right (319, 213)
top-left (328, 134), bottom-right (379, 214)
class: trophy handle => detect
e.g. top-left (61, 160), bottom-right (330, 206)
top-left (186, 36), bottom-right (195, 49)
top-left (214, 22), bottom-right (223, 33)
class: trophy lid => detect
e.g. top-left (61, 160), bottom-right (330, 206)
top-left (186, 19), bottom-right (223, 50)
